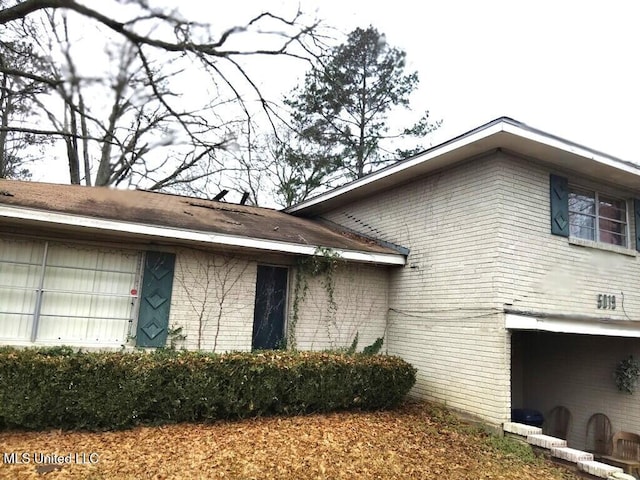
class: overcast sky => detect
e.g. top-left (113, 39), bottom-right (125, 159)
top-left (26, 0), bottom-right (640, 187)
top-left (249, 0), bottom-right (640, 161)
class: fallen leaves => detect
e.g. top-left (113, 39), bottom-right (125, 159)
top-left (0, 401), bottom-right (578, 480)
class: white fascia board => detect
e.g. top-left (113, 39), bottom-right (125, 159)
top-left (501, 122), bottom-right (640, 177)
top-left (505, 313), bottom-right (640, 338)
top-left (288, 119), bottom-right (640, 214)
top-left (286, 121), bottom-right (506, 214)
top-left (0, 204), bottom-right (406, 266)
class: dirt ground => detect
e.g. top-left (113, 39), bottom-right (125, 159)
top-left (0, 401), bottom-right (578, 479)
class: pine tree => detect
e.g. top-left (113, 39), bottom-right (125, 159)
top-left (284, 26), bottom-right (440, 187)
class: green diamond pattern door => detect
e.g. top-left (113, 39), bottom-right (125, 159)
top-left (136, 251), bottom-right (176, 347)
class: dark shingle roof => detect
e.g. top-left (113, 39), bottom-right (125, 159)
top-left (0, 180), bottom-right (397, 256)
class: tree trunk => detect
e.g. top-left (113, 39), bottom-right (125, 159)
top-left (0, 71), bottom-right (10, 178)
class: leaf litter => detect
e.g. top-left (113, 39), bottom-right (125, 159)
top-left (0, 401), bottom-right (578, 479)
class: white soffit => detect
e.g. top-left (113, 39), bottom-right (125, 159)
top-left (0, 205), bottom-right (405, 266)
top-left (287, 118), bottom-right (640, 216)
top-left (506, 313), bottom-right (640, 338)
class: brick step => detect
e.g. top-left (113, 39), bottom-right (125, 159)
top-left (606, 472), bottom-right (636, 480)
top-left (551, 446), bottom-right (593, 463)
top-left (577, 460), bottom-right (626, 479)
top-left (503, 421), bottom-right (542, 436)
top-left (527, 433), bottom-right (567, 449)
top-left (503, 423), bottom-right (636, 479)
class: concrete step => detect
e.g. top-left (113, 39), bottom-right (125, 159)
top-left (526, 433), bottom-right (567, 449)
top-left (551, 446), bottom-right (593, 463)
top-left (503, 423), bottom-right (637, 479)
top-left (577, 460), bottom-right (624, 478)
top-left (503, 421), bottom-right (542, 436)
top-left (607, 472), bottom-right (636, 480)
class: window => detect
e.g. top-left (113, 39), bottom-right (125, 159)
top-left (569, 189), bottom-right (628, 247)
top-left (0, 238), bottom-right (141, 345)
top-left (252, 265), bottom-right (288, 350)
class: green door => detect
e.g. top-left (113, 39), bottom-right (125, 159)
top-left (136, 251), bottom-right (175, 348)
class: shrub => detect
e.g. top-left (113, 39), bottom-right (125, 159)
top-left (0, 348), bottom-right (416, 431)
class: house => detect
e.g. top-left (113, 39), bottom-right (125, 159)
top-left (286, 117), bottom-right (640, 450)
top-left (2, 117), bottom-right (640, 450)
top-left (0, 181), bottom-right (402, 355)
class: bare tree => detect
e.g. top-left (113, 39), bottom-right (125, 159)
top-left (224, 127), bottom-right (341, 208)
top-left (0, 37), bottom-right (51, 179)
top-left (0, 0), bottom-right (325, 191)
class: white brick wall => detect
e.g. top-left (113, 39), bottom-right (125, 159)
top-left (323, 155), bottom-right (512, 425)
top-left (320, 149), bottom-right (640, 432)
top-left (495, 152), bottom-right (640, 446)
top-left (493, 152), bottom-right (640, 319)
top-left (293, 262), bottom-right (389, 352)
top-left (169, 248), bottom-right (390, 354)
top-left (169, 248), bottom-right (257, 352)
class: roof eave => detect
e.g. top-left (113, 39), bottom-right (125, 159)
top-left (0, 204), bottom-right (406, 266)
top-left (286, 117), bottom-right (640, 216)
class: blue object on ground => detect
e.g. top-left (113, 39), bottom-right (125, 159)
top-left (511, 408), bottom-right (544, 427)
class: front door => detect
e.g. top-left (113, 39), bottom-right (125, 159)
top-left (252, 265), bottom-right (288, 350)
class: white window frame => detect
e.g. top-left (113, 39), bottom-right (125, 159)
top-left (568, 187), bottom-right (629, 247)
top-left (0, 238), bottom-right (142, 346)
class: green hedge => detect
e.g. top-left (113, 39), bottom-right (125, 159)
top-left (0, 347), bottom-right (416, 431)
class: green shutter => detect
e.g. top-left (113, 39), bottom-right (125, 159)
top-left (634, 199), bottom-right (640, 251)
top-left (136, 251), bottom-right (176, 348)
top-left (550, 174), bottom-right (569, 237)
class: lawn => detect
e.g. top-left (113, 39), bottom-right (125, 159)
top-left (0, 401), bottom-right (578, 479)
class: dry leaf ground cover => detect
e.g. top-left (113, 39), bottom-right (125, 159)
top-left (0, 401), bottom-right (578, 480)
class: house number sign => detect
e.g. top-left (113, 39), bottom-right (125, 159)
top-left (597, 294), bottom-right (616, 310)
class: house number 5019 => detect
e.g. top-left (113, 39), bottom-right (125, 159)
top-left (597, 294), bottom-right (616, 310)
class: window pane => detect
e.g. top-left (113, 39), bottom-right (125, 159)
top-left (569, 191), bottom-right (595, 215)
top-left (599, 196), bottom-right (626, 222)
top-left (570, 213), bottom-right (595, 240)
top-left (599, 231), bottom-right (626, 246)
top-left (599, 219), bottom-right (626, 236)
top-left (599, 219), bottom-right (627, 247)
top-left (569, 189), bottom-right (628, 247)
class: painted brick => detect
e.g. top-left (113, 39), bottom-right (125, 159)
top-left (527, 434), bottom-right (567, 449)
top-left (503, 422), bottom-right (542, 436)
top-left (321, 150), bottom-right (640, 434)
top-left (514, 332), bottom-right (640, 453)
top-left (169, 249), bottom-right (257, 352)
top-left (578, 460), bottom-right (623, 478)
top-left (293, 262), bottom-right (389, 352)
top-left (169, 248), bottom-right (390, 354)
top-left (323, 155), bottom-right (512, 425)
top-left (493, 153), bottom-right (640, 320)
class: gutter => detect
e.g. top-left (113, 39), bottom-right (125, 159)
top-left (285, 118), bottom-right (510, 214)
top-left (286, 117), bottom-right (640, 216)
top-left (504, 307), bottom-right (640, 338)
top-left (0, 204), bottom-right (406, 266)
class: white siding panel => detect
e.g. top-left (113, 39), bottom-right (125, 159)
top-left (37, 245), bottom-right (138, 344)
top-left (0, 238), bottom-right (43, 340)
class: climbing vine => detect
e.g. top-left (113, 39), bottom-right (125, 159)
top-left (288, 247), bottom-right (342, 350)
top-left (615, 355), bottom-right (640, 394)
